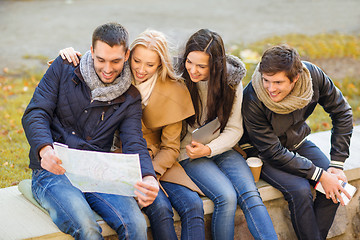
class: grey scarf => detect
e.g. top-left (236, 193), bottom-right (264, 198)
top-left (252, 63), bottom-right (313, 114)
top-left (80, 50), bottom-right (132, 102)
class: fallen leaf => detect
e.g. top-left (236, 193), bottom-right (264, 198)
top-left (348, 83), bottom-right (356, 89)
top-left (1, 130), bottom-right (9, 135)
top-left (16, 129), bottom-right (24, 134)
top-left (11, 181), bottom-right (19, 186)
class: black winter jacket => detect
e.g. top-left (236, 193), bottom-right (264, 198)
top-left (241, 61), bottom-right (353, 182)
top-left (22, 56), bottom-right (155, 178)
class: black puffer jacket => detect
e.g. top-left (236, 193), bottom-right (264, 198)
top-left (22, 56), bottom-right (155, 178)
top-left (241, 61), bottom-right (353, 181)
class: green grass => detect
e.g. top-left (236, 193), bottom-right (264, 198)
top-left (22, 54), bottom-right (50, 65)
top-left (0, 69), bottom-right (44, 188)
top-left (229, 33), bottom-right (360, 84)
top-left (229, 33), bottom-right (360, 60)
top-left (1, 33), bottom-right (359, 188)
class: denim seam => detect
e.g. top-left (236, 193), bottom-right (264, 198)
top-left (91, 193), bottom-right (130, 240)
top-left (261, 170), bottom-right (302, 237)
top-left (184, 171), bottom-right (225, 238)
top-left (164, 185), bottom-right (204, 239)
top-left (181, 156), bottom-right (237, 239)
top-left (219, 163), bottom-right (266, 240)
top-left (238, 192), bottom-right (265, 239)
top-left (33, 176), bottom-right (82, 236)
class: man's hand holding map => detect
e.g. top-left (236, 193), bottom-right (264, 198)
top-left (53, 142), bottom-right (142, 196)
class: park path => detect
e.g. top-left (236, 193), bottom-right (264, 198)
top-left (0, 0), bottom-right (359, 71)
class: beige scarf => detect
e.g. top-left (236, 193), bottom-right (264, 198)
top-left (252, 63), bottom-right (313, 114)
top-left (132, 72), bottom-right (158, 108)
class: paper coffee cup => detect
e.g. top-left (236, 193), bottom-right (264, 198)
top-left (246, 157), bottom-right (263, 182)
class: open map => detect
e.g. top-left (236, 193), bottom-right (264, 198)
top-left (53, 142), bottom-right (142, 196)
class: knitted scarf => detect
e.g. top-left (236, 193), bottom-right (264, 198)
top-left (132, 71), bottom-right (158, 108)
top-left (252, 63), bottom-right (313, 114)
top-left (80, 50), bottom-right (132, 102)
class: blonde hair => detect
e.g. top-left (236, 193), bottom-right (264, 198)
top-left (130, 30), bottom-right (179, 82)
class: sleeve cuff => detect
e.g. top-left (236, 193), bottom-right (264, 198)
top-left (329, 160), bottom-right (344, 169)
top-left (36, 143), bottom-right (53, 162)
top-left (311, 166), bottom-right (324, 181)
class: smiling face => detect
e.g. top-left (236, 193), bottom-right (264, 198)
top-left (130, 45), bottom-right (161, 84)
top-left (185, 51), bottom-right (210, 83)
top-left (262, 71), bottom-right (299, 102)
top-left (91, 40), bottom-right (130, 84)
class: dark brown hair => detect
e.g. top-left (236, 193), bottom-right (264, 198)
top-left (180, 29), bottom-right (235, 131)
top-left (259, 44), bottom-right (303, 82)
top-left (92, 22), bottom-right (129, 50)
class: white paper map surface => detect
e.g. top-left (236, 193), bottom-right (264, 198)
top-left (53, 142), bottom-right (142, 196)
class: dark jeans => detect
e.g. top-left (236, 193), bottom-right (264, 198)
top-left (142, 181), bottom-right (205, 240)
top-left (261, 140), bottom-right (339, 240)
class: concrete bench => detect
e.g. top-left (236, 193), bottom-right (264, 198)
top-left (1, 168), bottom-right (359, 240)
top-left (1, 126), bottom-right (359, 239)
top-left (0, 178), bottom-right (270, 240)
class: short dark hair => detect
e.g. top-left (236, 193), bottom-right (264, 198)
top-left (259, 44), bottom-right (303, 82)
top-left (92, 22), bottom-right (129, 50)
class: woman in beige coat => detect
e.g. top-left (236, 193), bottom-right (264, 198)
top-left (59, 30), bottom-right (205, 240)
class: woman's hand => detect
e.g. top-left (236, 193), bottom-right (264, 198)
top-left (186, 141), bottom-right (211, 159)
top-left (59, 47), bottom-right (82, 66)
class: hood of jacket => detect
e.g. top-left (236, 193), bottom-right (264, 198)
top-left (226, 54), bottom-right (246, 86)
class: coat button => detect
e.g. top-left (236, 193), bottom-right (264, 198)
top-left (72, 131), bottom-right (76, 135)
top-left (84, 110), bottom-right (88, 113)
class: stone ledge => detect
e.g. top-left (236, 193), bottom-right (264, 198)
top-left (0, 166), bottom-right (358, 239)
top-left (0, 167), bottom-right (358, 239)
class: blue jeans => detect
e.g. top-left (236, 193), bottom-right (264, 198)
top-left (260, 140), bottom-right (339, 240)
top-left (31, 169), bottom-right (147, 240)
top-left (142, 181), bottom-right (205, 240)
top-left (180, 150), bottom-right (277, 240)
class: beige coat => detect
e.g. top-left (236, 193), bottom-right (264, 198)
top-left (142, 78), bottom-right (203, 195)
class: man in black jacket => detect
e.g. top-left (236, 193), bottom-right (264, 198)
top-left (241, 44), bottom-right (353, 240)
top-left (22, 22), bottom-right (158, 239)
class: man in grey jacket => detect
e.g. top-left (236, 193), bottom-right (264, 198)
top-left (241, 44), bottom-right (353, 240)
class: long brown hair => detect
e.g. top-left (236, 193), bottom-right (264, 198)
top-left (179, 29), bottom-right (235, 131)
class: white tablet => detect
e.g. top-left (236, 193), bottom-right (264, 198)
top-left (192, 117), bottom-right (221, 144)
